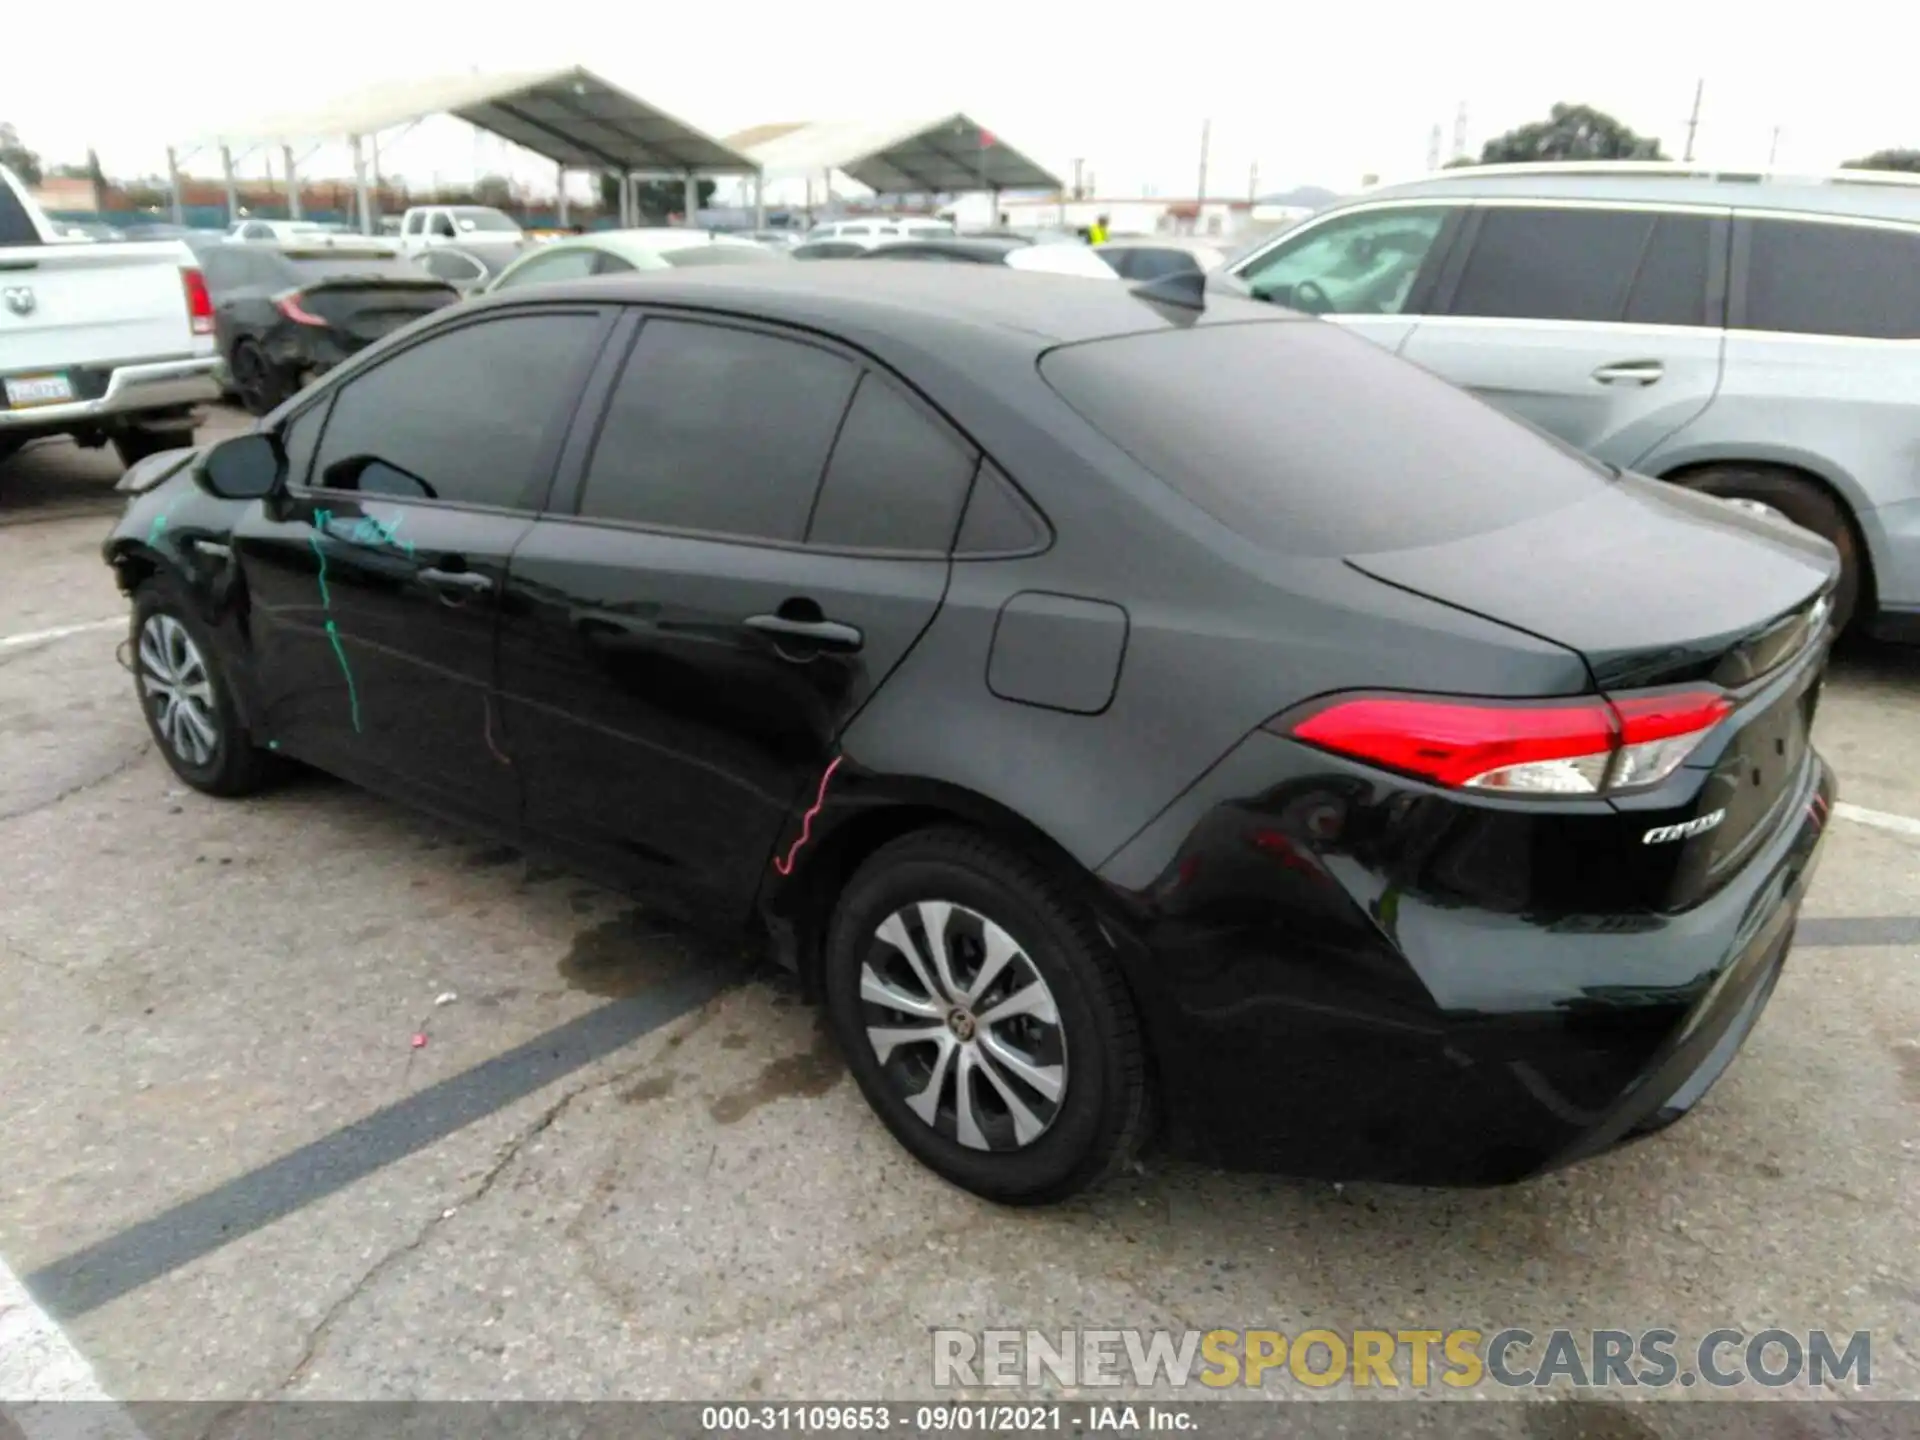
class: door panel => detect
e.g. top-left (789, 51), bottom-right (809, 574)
top-left (236, 495), bottom-right (530, 825)
top-left (497, 523), bottom-right (948, 917)
top-left (1395, 320), bottom-right (1726, 468)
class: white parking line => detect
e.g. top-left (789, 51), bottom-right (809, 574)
top-left (1835, 801), bottom-right (1920, 840)
top-left (0, 618), bottom-right (124, 653)
top-left (0, 1256), bottom-right (145, 1440)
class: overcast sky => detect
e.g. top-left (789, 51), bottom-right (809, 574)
top-left (8, 2), bottom-right (1917, 201)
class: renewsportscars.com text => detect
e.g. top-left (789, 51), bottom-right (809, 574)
top-left (932, 1328), bottom-right (1872, 1391)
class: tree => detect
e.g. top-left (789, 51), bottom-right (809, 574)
top-left (0, 121), bottom-right (42, 186)
top-left (1477, 103), bottom-right (1666, 165)
top-left (1842, 148), bottom-right (1920, 173)
top-left (1442, 156), bottom-right (1478, 169)
top-left (473, 173), bottom-right (515, 208)
top-left (597, 172), bottom-right (717, 221)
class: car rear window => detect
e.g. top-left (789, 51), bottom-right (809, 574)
top-left (285, 254), bottom-right (432, 280)
top-left (0, 181), bottom-right (41, 245)
top-left (1038, 320), bottom-right (1613, 556)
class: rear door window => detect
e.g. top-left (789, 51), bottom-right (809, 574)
top-left (1742, 217), bottom-right (1920, 339)
top-left (1448, 206), bottom-right (1714, 325)
top-left (806, 373), bottom-right (977, 552)
top-left (576, 318), bottom-right (858, 541)
top-left (1039, 319), bottom-right (1612, 557)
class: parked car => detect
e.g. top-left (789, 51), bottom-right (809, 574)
top-left (792, 240), bottom-right (869, 261)
top-left (196, 241), bottom-right (461, 415)
top-left (228, 219), bottom-right (351, 243)
top-left (57, 220), bottom-right (127, 243)
top-left (1095, 235), bottom-right (1229, 281)
top-left (1223, 160), bottom-right (1920, 640)
top-left (395, 205), bottom-right (525, 254)
top-left (485, 229), bottom-right (783, 291)
top-left (804, 216), bottom-right (955, 250)
top-left (0, 163), bottom-right (220, 471)
top-left (862, 235), bottom-right (1119, 279)
top-left (411, 242), bottom-right (530, 296)
top-left (104, 263), bottom-right (1836, 1204)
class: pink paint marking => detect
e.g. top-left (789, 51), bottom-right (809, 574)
top-left (774, 755), bottom-right (843, 876)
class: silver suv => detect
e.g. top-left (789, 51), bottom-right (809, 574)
top-left (1225, 162), bottom-right (1920, 639)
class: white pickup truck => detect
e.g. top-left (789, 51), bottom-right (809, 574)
top-left (394, 204), bottom-right (526, 254)
top-left (0, 163), bottom-right (221, 473)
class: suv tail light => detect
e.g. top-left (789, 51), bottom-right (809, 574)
top-left (181, 267), bottom-right (214, 335)
top-left (1276, 689), bottom-right (1733, 796)
top-left (273, 290), bottom-right (328, 326)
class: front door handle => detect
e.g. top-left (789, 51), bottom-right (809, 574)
top-left (744, 613), bottom-right (864, 652)
top-left (1592, 360), bottom-right (1665, 386)
top-left (420, 567), bottom-right (493, 594)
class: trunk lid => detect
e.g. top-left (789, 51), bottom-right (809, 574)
top-left (0, 241), bottom-right (201, 372)
top-left (1345, 474), bottom-right (1838, 690)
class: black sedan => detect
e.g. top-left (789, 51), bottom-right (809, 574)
top-left (103, 264), bottom-right (1837, 1204)
top-left (198, 241), bottom-right (462, 415)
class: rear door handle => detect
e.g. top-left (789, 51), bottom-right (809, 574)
top-left (1592, 360), bottom-right (1665, 385)
top-left (744, 614), bottom-right (864, 652)
top-left (419, 567), bottom-right (493, 594)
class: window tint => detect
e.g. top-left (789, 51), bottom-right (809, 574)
top-left (1450, 207), bottom-right (1685, 324)
top-left (421, 250), bottom-right (483, 282)
top-left (495, 248), bottom-right (600, 290)
top-left (595, 252), bottom-right (636, 274)
top-left (0, 179), bottom-right (38, 245)
top-left (311, 313), bottom-right (598, 510)
top-left (430, 215), bottom-right (456, 238)
top-left (1624, 214), bottom-right (1713, 327)
top-left (279, 399), bottom-right (326, 489)
top-left (807, 374), bottom-right (976, 551)
top-left (578, 319), bottom-right (857, 541)
top-left (1237, 206), bottom-right (1449, 315)
top-left (1744, 218), bottom-right (1920, 340)
top-left (956, 461), bottom-right (1046, 555)
top-left (1039, 320), bottom-right (1610, 557)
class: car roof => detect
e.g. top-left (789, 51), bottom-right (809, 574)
top-left (1358, 162), bottom-right (1920, 222)
top-left (468, 257), bottom-right (1300, 348)
top-left (874, 236), bottom-right (1030, 259)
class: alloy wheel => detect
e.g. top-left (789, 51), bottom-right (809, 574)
top-left (138, 614), bottom-right (221, 767)
top-left (1722, 496), bottom-right (1793, 527)
top-left (859, 900), bottom-right (1068, 1151)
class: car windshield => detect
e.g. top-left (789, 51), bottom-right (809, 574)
top-left (1039, 319), bottom-right (1612, 557)
top-left (453, 210), bottom-right (521, 234)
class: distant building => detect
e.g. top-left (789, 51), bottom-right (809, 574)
top-left (29, 176), bottom-right (98, 214)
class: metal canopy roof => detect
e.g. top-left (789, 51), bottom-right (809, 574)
top-left (199, 67), bottom-right (759, 175)
top-left (728, 114), bottom-right (1062, 193)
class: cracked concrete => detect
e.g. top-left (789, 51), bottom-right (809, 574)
top-left (3, 445), bottom-right (1920, 1407)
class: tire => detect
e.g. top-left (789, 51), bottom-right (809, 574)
top-left (230, 339), bottom-right (292, 417)
top-left (113, 424), bottom-right (195, 470)
top-left (822, 827), bottom-right (1151, 1205)
top-left (1672, 466), bottom-right (1865, 633)
top-left (0, 436), bottom-right (23, 467)
top-left (131, 576), bottom-right (278, 797)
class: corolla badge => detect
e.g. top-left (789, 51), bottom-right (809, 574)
top-left (1643, 809), bottom-right (1726, 845)
top-left (2, 285), bottom-right (35, 317)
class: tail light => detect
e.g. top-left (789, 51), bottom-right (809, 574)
top-left (1276, 689), bottom-right (1733, 796)
top-left (274, 291), bottom-right (328, 326)
top-left (181, 267), bottom-right (214, 335)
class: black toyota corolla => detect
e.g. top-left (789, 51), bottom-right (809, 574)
top-left (104, 264), bottom-right (1837, 1204)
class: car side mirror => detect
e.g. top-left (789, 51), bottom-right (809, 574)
top-left (199, 432), bottom-right (284, 500)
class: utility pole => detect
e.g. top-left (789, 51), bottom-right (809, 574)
top-left (1248, 160), bottom-right (1259, 200)
top-left (1071, 156), bottom-right (1085, 199)
top-left (1683, 79), bottom-right (1705, 162)
top-left (1451, 103), bottom-right (1469, 163)
top-left (1428, 123), bottom-right (1443, 171)
top-left (1767, 126), bottom-right (1782, 168)
top-left (1196, 118), bottom-right (1211, 205)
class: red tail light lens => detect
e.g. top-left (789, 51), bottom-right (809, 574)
top-left (274, 291), bottom-right (328, 326)
top-left (1278, 690), bottom-right (1732, 796)
top-left (181, 267), bottom-right (214, 335)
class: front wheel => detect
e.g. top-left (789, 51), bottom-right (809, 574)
top-left (822, 828), bottom-right (1151, 1205)
top-left (131, 579), bottom-right (278, 797)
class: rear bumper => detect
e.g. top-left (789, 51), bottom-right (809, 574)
top-left (1093, 740), bottom-right (1835, 1186)
top-left (0, 356), bottom-right (220, 432)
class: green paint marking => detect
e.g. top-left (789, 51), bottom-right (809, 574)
top-left (324, 620), bottom-right (361, 733)
top-left (267, 740), bottom-right (281, 751)
top-left (146, 514), bottom-right (169, 546)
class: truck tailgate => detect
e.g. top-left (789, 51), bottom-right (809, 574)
top-left (0, 242), bottom-right (202, 372)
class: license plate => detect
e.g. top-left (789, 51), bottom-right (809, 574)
top-left (4, 373), bottom-right (74, 408)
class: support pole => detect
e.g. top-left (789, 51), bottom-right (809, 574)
top-left (753, 169), bottom-right (767, 230)
top-left (683, 172), bottom-right (700, 228)
top-left (1683, 79), bottom-right (1704, 163)
top-left (220, 145), bottom-right (239, 226)
top-left (557, 164), bottom-right (569, 227)
top-left (351, 134), bottom-right (372, 235)
top-left (166, 147), bottom-right (185, 226)
top-left (283, 145), bottom-right (302, 219)
top-left (621, 171), bottom-right (634, 227)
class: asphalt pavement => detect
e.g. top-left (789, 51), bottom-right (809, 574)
top-left (1, 419), bottom-right (1917, 1426)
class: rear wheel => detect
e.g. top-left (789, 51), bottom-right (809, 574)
top-left (1670, 465), bottom-right (1864, 633)
top-left (131, 577), bottom-right (278, 797)
top-left (822, 828), bottom-right (1150, 1205)
top-left (230, 339), bottom-right (293, 417)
